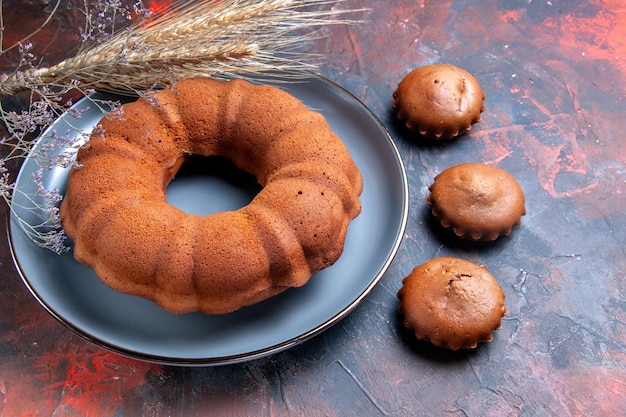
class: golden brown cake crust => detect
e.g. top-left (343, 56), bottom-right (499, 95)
top-left (60, 77), bottom-right (363, 315)
top-left (427, 163), bottom-right (526, 241)
top-left (392, 64), bottom-right (485, 140)
top-left (397, 257), bottom-right (507, 350)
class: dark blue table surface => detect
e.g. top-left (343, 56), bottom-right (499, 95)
top-left (1, 1), bottom-right (624, 415)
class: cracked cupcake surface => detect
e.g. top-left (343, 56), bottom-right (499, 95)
top-left (397, 257), bottom-right (507, 350)
top-left (392, 64), bottom-right (485, 140)
top-left (427, 163), bottom-right (526, 241)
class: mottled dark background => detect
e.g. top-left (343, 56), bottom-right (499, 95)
top-left (1, 1), bottom-right (624, 416)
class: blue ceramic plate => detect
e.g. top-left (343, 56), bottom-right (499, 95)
top-left (8, 75), bottom-right (408, 365)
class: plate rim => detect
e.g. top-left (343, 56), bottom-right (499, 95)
top-left (7, 74), bottom-right (409, 366)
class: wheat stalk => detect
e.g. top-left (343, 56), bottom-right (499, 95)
top-left (0, 0), bottom-right (362, 96)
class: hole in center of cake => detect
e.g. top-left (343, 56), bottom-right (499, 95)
top-left (166, 155), bottom-right (262, 216)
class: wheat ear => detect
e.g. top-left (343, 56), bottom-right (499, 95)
top-left (0, 0), bottom-right (363, 96)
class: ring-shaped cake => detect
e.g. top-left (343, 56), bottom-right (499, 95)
top-left (60, 78), bottom-right (363, 314)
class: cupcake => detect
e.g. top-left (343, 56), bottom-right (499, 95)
top-left (397, 257), bottom-right (507, 350)
top-left (392, 64), bottom-right (485, 140)
top-left (427, 163), bottom-right (526, 241)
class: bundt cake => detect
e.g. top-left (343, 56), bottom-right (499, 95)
top-left (60, 77), bottom-right (363, 315)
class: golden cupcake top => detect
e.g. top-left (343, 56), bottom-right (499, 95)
top-left (392, 64), bottom-right (485, 140)
top-left (427, 163), bottom-right (526, 241)
top-left (397, 257), bottom-right (508, 350)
